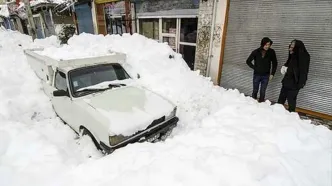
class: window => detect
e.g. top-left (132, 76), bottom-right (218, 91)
top-left (162, 18), bottom-right (176, 34)
top-left (180, 18), bottom-right (197, 43)
top-left (69, 63), bottom-right (130, 97)
top-left (106, 17), bottom-right (127, 35)
top-left (139, 19), bottom-right (159, 40)
top-left (163, 36), bottom-right (176, 50)
top-left (55, 71), bottom-right (67, 91)
top-left (179, 45), bottom-right (196, 70)
top-left (179, 18), bottom-right (198, 70)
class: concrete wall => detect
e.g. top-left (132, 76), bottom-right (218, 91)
top-left (193, 0), bottom-right (214, 76)
top-left (208, 0), bottom-right (227, 84)
top-left (194, 0), bottom-right (227, 84)
top-left (53, 14), bottom-right (74, 25)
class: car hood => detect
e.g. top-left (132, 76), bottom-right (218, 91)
top-left (84, 86), bottom-right (175, 136)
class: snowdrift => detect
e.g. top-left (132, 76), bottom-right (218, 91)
top-left (0, 30), bottom-right (331, 186)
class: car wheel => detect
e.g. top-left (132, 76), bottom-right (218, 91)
top-left (79, 127), bottom-right (101, 151)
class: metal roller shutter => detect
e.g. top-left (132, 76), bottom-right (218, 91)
top-left (75, 3), bottom-right (95, 34)
top-left (220, 0), bottom-right (332, 115)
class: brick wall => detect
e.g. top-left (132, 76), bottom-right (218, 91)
top-left (194, 0), bottom-right (214, 76)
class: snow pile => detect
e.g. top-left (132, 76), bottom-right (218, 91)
top-left (0, 30), bottom-right (331, 186)
top-left (37, 34), bottom-right (114, 60)
top-left (0, 30), bottom-right (102, 186)
top-left (30, 0), bottom-right (68, 7)
top-left (0, 4), bottom-right (10, 17)
top-left (33, 35), bottom-right (61, 48)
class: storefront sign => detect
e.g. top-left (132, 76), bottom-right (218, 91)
top-left (104, 1), bottom-right (125, 17)
top-left (95, 0), bottom-right (120, 5)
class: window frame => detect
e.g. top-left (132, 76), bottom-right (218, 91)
top-left (138, 18), bottom-right (159, 40)
top-left (54, 70), bottom-right (68, 92)
top-left (179, 18), bottom-right (198, 44)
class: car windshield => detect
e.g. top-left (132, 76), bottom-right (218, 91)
top-left (69, 63), bottom-right (130, 97)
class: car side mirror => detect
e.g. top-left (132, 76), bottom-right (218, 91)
top-left (53, 90), bottom-right (69, 97)
top-left (137, 73), bottom-right (141, 79)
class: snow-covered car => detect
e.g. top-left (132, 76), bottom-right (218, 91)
top-left (24, 49), bottom-right (178, 153)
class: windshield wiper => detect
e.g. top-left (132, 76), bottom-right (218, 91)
top-left (108, 83), bottom-right (126, 88)
top-left (76, 83), bottom-right (126, 93)
top-left (76, 87), bottom-right (110, 93)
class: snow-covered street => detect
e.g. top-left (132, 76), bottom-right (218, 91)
top-left (0, 29), bottom-right (331, 186)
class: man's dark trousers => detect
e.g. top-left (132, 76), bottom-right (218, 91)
top-left (277, 86), bottom-right (300, 112)
top-left (252, 74), bottom-right (269, 102)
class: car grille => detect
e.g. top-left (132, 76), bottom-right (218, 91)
top-left (131, 116), bottom-right (166, 137)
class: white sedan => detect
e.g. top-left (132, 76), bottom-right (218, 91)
top-left (51, 62), bottom-right (178, 154)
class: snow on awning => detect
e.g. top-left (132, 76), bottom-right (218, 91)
top-left (137, 9), bottom-right (198, 19)
top-left (30, 0), bottom-right (67, 7)
top-left (0, 5), bottom-right (10, 18)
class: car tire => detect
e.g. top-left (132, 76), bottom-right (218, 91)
top-left (80, 127), bottom-right (101, 151)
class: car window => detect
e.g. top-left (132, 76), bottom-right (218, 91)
top-left (69, 64), bottom-right (131, 95)
top-left (55, 71), bottom-right (67, 91)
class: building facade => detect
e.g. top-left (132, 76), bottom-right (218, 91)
top-left (134, 0), bottom-right (199, 70)
top-left (92, 0), bottom-right (133, 35)
top-left (208, 0), bottom-right (332, 119)
top-left (74, 0), bottom-right (94, 34)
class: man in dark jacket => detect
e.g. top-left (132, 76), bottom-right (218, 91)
top-left (278, 40), bottom-right (310, 112)
top-left (246, 37), bottom-right (278, 102)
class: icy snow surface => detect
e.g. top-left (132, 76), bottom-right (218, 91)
top-left (0, 30), bottom-right (331, 186)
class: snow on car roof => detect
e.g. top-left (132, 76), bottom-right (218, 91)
top-left (24, 48), bottom-right (127, 72)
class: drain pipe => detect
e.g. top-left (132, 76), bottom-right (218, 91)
top-left (206, 0), bottom-right (218, 77)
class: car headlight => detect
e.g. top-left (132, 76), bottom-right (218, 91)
top-left (109, 135), bottom-right (129, 146)
top-left (166, 107), bottom-right (177, 120)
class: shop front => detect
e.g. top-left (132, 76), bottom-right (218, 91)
top-left (218, 0), bottom-right (332, 117)
top-left (94, 0), bottom-right (134, 35)
top-left (136, 0), bottom-right (199, 70)
top-left (75, 1), bottom-right (94, 34)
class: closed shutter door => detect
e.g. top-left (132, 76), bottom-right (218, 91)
top-left (221, 0), bottom-right (332, 115)
top-left (75, 3), bottom-right (95, 34)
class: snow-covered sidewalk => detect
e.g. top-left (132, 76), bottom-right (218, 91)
top-left (0, 30), bottom-right (331, 186)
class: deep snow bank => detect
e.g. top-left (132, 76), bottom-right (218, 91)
top-left (0, 31), bottom-right (331, 186)
top-left (0, 30), bottom-right (102, 186)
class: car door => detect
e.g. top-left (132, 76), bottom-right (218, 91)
top-left (51, 70), bottom-right (74, 126)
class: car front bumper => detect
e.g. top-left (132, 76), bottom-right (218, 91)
top-left (100, 117), bottom-right (179, 154)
